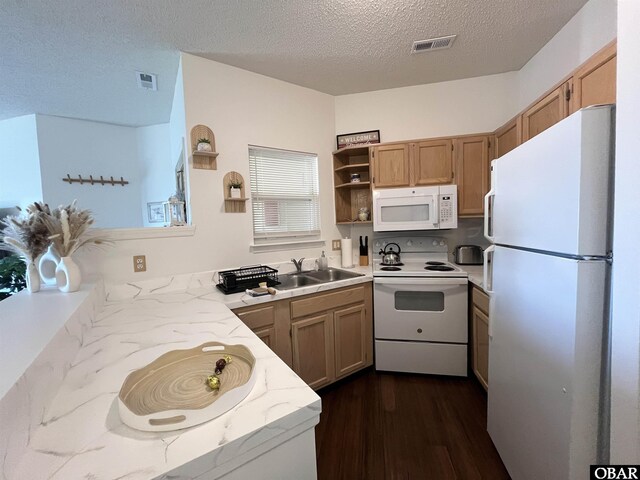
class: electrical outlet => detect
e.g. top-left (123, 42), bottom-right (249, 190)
top-left (133, 255), bottom-right (147, 272)
top-left (332, 239), bottom-right (341, 251)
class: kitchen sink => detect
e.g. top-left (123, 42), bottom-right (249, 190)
top-left (276, 268), bottom-right (364, 290)
top-left (276, 273), bottom-right (323, 290)
top-left (303, 268), bottom-right (364, 282)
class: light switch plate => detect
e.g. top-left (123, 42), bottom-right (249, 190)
top-left (332, 240), bottom-right (341, 251)
top-left (133, 255), bottom-right (147, 272)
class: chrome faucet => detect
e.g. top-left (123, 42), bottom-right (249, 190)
top-left (291, 258), bottom-right (305, 272)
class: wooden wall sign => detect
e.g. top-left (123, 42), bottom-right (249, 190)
top-left (336, 130), bottom-right (380, 150)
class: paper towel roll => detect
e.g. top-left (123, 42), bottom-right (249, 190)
top-left (341, 238), bottom-right (353, 268)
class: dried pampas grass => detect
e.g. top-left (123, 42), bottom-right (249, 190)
top-left (42, 200), bottom-right (106, 257)
top-left (0, 202), bottom-right (52, 263)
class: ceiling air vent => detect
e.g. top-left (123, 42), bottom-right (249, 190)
top-left (411, 35), bottom-right (457, 54)
top-left (136, 71), bottom-right (157, 91)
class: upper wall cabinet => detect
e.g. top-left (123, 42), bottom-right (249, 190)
top-left (454, 136), bottom-right (490, 217)
top-left (494, 116), bottom-right (521, 159)
top-left (571, 41), bottom-right (617, 114)
top-left (412, 139), bottom-right (454, 186)
top-left (371, 143), bottom-right (411, 188)
top-left (521, 81), bottom-right (571, 142)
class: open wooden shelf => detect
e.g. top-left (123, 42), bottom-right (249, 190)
top-left (225, 198), bottom-right (248, 202)
top-left (334, 163), bottom-right (370, 172)
top-left (336, 220), bottom-right (373, 225)
top-left (335, 181), bottom-right (370, 189)
top-left (332, 145), bottom-right (371, 156)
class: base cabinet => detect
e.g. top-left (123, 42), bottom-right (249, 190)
top-left (471, 286), bottom-right (490, 390)
top-left (233, 282), bottom-right (373, 390)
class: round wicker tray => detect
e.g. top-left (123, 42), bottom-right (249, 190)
top-left (118, 342), bottom-right (256, 432)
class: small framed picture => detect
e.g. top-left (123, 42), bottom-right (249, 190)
top-left (147, 202), bottom-right (166, 223)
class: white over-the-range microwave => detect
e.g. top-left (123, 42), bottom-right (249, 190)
top-left (372, 185), bottom-right (458, 232)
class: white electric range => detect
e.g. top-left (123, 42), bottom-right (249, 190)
top-left (372, 236), bottom-right (469, 376)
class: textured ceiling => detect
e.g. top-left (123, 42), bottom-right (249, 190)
top-left (1, 0), bottom-right (588, 126)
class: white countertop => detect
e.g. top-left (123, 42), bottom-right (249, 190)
top-left (1, 283), bottom-right (322, 479)
top-left (458, 264), bottom-right (485, 290)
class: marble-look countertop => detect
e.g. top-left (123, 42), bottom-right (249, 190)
top-left (458, 265), bottom-right (485, 290)
top-left (2, 286), bottom-right (321, 479)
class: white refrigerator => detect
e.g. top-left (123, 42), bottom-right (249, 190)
top-left (483, 105), bottom-right (614, 480)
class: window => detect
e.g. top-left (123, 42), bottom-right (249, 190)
top-left (249, 146), bottom-right (320, 243)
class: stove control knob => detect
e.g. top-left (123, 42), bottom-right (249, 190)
top-left (417, 328), bottom-right (423, 334)
top-left (375, 242), bottom-right (380, 248)
top-left (432, 240), bottom-right (438, 246)
top-left (406, 240), bottom-right (413, 247)
top-left (439, 241), bottom-right (445, 246)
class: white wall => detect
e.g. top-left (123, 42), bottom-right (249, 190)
top-left (0, 114), bottom-right (42, 210)
top-left (136, 123), bottom-right (173, 227)
top-left (515, 0), bottom-right (617, 112)
top-left (84, 54), bottom-right (339, 283)
top-left (35, 115), bottom-right (143, 228)
top-left (335, 72), bottom-right (517, 143)
top-left (610, 0), bottom-right (640, 464)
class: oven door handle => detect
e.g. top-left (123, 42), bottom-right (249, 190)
top-left (374, 277), bottom-right (468, 286)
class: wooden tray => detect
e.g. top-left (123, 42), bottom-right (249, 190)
top-left (118, 342), bottom-right (257, 432)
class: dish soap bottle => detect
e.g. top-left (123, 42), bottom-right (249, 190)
top-left (317, 251), bottom-right (328, 271)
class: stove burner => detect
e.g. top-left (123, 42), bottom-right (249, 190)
top-left (425, 261), bottom-right (445, 266)
top-left (425, 265), bottom-right (455, 272)
top-left (381, 262), bottom-right (404, 266)
top-left (380, 266), bottom-right (402, 271)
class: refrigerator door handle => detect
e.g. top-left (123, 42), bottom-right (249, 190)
top-left (484, 189), bottom-right (495, 242)
top-left (483, 245), bottom-right (495, 295)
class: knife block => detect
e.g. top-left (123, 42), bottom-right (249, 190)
top-left (359, 255), bottom-right (369, 267)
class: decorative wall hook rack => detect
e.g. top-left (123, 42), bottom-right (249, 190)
top-left (62, 174), bottom-right (129, 186)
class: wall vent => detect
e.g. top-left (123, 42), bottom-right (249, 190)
top-left (411, 35), bottom-right (457, 54)
top-left (136, 71), bottom-right (158, 91)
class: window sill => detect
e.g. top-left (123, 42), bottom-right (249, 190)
top-left (250, 239), bottom-right (326, 253)
top-left (96, 225), bottom-right (196, 241)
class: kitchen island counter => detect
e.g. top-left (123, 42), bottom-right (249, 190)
top-left (1, 284), bottom-right (320, 479)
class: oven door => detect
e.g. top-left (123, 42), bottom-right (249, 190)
top-left (374, 277), bottom-right (468, 343)
top-left (373, 192), bottom-right (438, 232)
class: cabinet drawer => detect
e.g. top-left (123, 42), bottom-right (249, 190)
top-left (291, 285), bottom-right (365, 319)
top-left (472, 286), bottom-right (490, 315)
top-left (233, 304), bottom-right (276, 330)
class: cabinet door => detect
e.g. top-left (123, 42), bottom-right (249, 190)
top-left (472, 306), bottom-right (489, 391)
top-left (253, 326), bottom-right (276, 349)
top-left (334, 304), bottom-right (367, 379)
top-left (522, 83), bottom-right (570, 142)
top-left (412, 139), bottom-right (454, 185)
top-left (372, 144), bottom-right (410, 188)
top-left (454, 136), bottom-right (489, 217)
top-left (291, 313), bottom-right (334, 389)
top-left (494, 117), bottom-right (521, 158)
top-left (571, 41), bottom-right (616, 113)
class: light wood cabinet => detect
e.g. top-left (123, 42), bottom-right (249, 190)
top-left (371, 143), bottom-right (411, 188)
top-left (333, 145), bottom-right (372, 225)
top-left (454, 136), bottom-right (490, 217)
top-left (290, 283), bottom-right (373, 390)
top-left (471, 286), bottom-right (490, 391)
top-left (233, 302), bottom-right (293, 367)
top-left (522, 82), bottom-right (571, 142)
top-left (494, 116), bottom-right (521, 159)
top-left (292, 313), bottom-right (335, 389)
top-left (233, 282), bottom-right (373, 391)
top-left (411, 139), bottom-right (454, 186)
top-left (571, 41), bottom-right (617, 113)
top-left (334, 304), bottom-right (368, 379)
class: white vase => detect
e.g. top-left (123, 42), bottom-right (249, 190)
top-left (197, 142), bottom-right (212, 152)
top-left (38, 245), bottom-right (60, 286)
top-left (25, 261), bottom-right (40, 293)
top-left (56, 256), bottom-right (81, 293)
top-left (230, 187), bottom-right (241, 199)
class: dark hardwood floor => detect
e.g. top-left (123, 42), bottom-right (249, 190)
top-left (315, 368), bottom-right (510, 480)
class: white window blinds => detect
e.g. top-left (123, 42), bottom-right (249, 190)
top-left (249, 146), bottom-right (320, 241)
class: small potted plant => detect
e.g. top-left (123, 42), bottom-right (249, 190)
top-left (229, 180), bottom-right (243, 199)
top-left (196, 138), bottom-right (212, 152)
